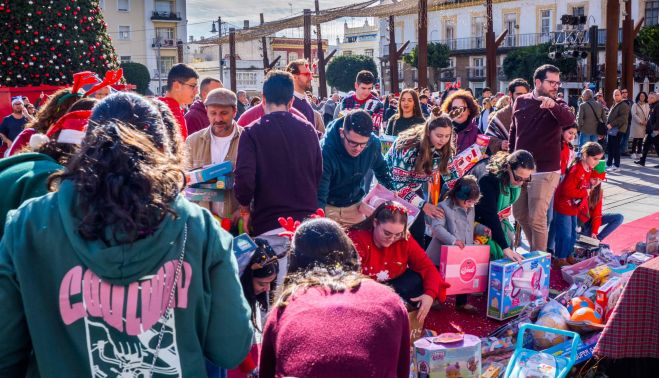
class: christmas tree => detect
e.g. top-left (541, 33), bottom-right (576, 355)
top-left (0, 0), bottom-right (119, 87)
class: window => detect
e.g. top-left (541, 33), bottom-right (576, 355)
top-left (117, 0), bottom-right (129, 12)
top-left (237, 72), bottom-right (258, 88)
top-left (572, 6), bottom-right (585, 17)
top-left (365, 49), bottom-right (373, 58)
top-left (445, 24), bottom-right (456, 49)
top-left (646, 1), bottom-right (659, 26)
top-left (541, 10), bottom-right (552, 34)
top-left (120, 56), bottom-right (131, 63)
top-left (156, 27), bottom-right (175, 40)
top-left (472, 16), bottom-right (485, 48)
top-left (155, 0), bottom-right (172, 13)
top-left (505, 13), bottom-right (517, 46)
top-left (343, 50), bottom-right (352, 56)
top-left (159, 56), bottom-right (176, 74)
top-left (118, 26), bottom-right (130, 40)
top-left (288, 52), bottom-right (298, 61)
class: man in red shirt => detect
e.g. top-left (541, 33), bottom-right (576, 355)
top-left (158, 63), bottom-right (199, 140)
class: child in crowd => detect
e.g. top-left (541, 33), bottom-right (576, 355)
top-left (426, 175), bottom-right (490, 313)
top-left (578, 161), bottom-right (624, 241)
top-left (551, 142), bottom-right (605, 267)
top-left (548, 123), bottom-right (578, 251)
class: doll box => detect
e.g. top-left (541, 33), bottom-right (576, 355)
top-left (414, 334), bottom-right (482, 378)
top-left (361, 183), bottom-right (420, 226)
top-left (439, 245), bottom-right (490, 295)
top-left (487, 251), bottom-right (551, 321)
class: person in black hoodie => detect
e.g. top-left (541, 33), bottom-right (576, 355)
top-left (319, 109), bottom-right (394, 226)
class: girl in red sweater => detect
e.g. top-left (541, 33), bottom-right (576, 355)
top-left (349, 201), bottom-right (449, 326)
top-left (548, 123), bottom-right (578, 252)
top-left (551, 142), bottom-right (604, 267)
top-left (578, 161), bottom-right (624, 241)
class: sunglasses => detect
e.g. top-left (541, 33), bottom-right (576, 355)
top-left (450, 106), bottom-right (467, 112)
top-left (510, 167), bottom-right (532, 183)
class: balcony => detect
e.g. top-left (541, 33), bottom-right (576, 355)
top-left (497, 66), bottom-right (507, 81)
top-left (152, 38), bottom-right (181, 48)
top-left (439, 67), bottom-right (456, 82)
top-left (466, 66), bottom-right (485, 82)
top-left (151, 11), bottom-right (182, 21)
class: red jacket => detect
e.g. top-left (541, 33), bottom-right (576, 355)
top-left (559, 141), bottom-right (575, 175)
top-left (158, 96), bottom-right (188, 140)
top-left (578, 192), bottom-right (603, 236)
top-left (554, 161), bottom-right (591, 216)
top-left (349, 229), bottom-right (444, 301)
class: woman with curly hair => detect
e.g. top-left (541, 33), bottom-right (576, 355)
top-left (441, 89), bottom-right (481, 153)
top-left (384, 88), bottom-right (426, 136)
top-left (0, 106), bottom-right (253, 375)
top-left (385, 115), bottom-right (458, 245)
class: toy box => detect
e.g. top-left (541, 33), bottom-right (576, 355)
top-left (487, 251), bottom-right (551, 320)
top-left (190, 176), bottom-right (234, 190)
top-left (185, 161), bottom-right (233, 185)
top-left (595, 276), bottom-right (623, 322)
top-left (414, 334), bottom-right (481, 377)
top-left (647, 228), bottom-right (659, 254)
top-left (543, 332), bottom-right (601, 365)
top-left (448, 136), bottom-right (490, 178)
top-left (360, 183), bottom-right (420, 226)
top-left (439, 245), bottom-right (490, 295)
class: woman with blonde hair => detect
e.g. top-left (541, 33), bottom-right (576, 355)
top-left (385, 88), bottom-right (426, 136)
top-left (478, 97), bottom-right (494, 133)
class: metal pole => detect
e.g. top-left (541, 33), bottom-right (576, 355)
top-left (315, 0), bottom-right (327, 98)
top-left (260, 13), bottom-right (269, 73)
top-left (588, 25), bottom-right (599, 86)
top-left (417, 0), bottom-right (428, 89)
top-left (218, 17), bottom-right (224, 83)
top-left (604, 0), bottom-right (620, 107)
top-left (389, 16), bottom-right (399, 94)
top-left (156, 35), bottom-right (162, 95)
top-left (485, 0), bottom-right (497, 90)
top-left (229, 28), bottom-right (237, 92)
top-left (303, 9), bottom-right (312, 62)
top-left (622, 0), bottom-right (634, 96)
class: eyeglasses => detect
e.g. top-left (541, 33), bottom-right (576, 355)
top-left (543, 79), bottom-right (561, 87)
top-left (450, 105), bottom-right (467, 112)
top-left (382, 228), bottom-right (404, 239)
top-left (178, 81), bottom-right (198, 90)
top-left (343, 132), bottom-right (370, 148)
top-left (510, 167), bottom-right (532, 183)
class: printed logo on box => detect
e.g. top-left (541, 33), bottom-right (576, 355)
top-left (460, 258), bottom-right (477, 283)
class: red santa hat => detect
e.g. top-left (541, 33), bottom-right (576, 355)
top-left (46, 110), bottom-right (92, 145)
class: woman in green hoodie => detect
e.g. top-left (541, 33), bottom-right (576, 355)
top-left (0, 95), bottom-right (253, 377)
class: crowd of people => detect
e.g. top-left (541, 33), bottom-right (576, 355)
top-left (0, 58), bottom-right (657, 377)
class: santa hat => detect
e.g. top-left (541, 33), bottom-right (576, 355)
top-left (46, 110), bottom-right (92, 145)
top-left (591, 160), bottom-right (606, 180)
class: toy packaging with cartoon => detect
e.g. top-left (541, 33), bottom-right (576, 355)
top-left (487, 251), bottom-right (551, 320)
top-left (439, 245), bottom-right (490, 295)
top-left (414, 334), bottom-right (481, 378)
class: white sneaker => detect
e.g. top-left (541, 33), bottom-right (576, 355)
top-left (631, 153), bottom-right (638, 159)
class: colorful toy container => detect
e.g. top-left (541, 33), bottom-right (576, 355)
top-left (487, 251), bottom-right (551, 320)
top-left (414, 334), bottom-right (482, 377)
top-left (439, 245), bottom-right (490, 295)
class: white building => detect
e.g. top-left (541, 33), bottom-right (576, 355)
top-left (337, 19), bottom-right (381, 83)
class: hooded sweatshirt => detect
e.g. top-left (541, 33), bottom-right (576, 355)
top-left (0, 152), bottom-right (62, 238)
top-left (318, 119), bottom-right (393, 209)
top-left (0, 180), bottom-right (253, 377)
top-left (184, 100), bottom-right (210, 135)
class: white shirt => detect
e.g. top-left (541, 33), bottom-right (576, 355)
top-left (210, 127), bottom-right (236, 164)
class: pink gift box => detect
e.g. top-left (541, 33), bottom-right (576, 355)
top-left (440, 245), bottom-right (490, 295)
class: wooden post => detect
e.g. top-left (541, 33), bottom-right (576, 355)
top-left (389, 15), bottom-right (399, 94)
top-left (229, 27), bottom-right (236, 92)
top-left (303, 9), bottom-right (312, 63)
top-left (604, 0), bottom-right (619, 107)
top-left (621, 0), bottom-right (634, 96)
top-left (485, 0), bottom-right (497, 90)
top-left (417, 0), bottom-right (428, 89)
top-left (315, 0), bottom-right (327, 98)
top-left (260, 13), bottom-right (269, 74)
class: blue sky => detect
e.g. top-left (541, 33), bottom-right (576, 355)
top-left (186, 0), bottom-right (375, 44)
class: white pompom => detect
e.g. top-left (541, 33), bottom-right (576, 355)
top-left (29, 133), bottom-right (50, 150)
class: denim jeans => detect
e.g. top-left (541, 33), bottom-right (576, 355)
top-left (607, 134), bottom-right (621, 168)
top-left (579, 132), bottom-right (598, 148)
top-left (581, 213), bottom-right (624, 241)
top-left (551, 212), bottom-right (576, 259)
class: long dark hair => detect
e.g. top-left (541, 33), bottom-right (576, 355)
top-left (49, 121), bottom-right (184, 244)
top-left (395, 115), bottom-right (455, 175)
top-left (395, 88), bottom-right (423, 120)
top-left (25, 88), bottom-right (82, 133)
top-left (487, 150), bottom-right (536, 194)
top-left (446, 175), bottom-right (481, 203)
top-left (240, 239), bottom-right (279, 331)
top-left (569, 142), bottom-right (604, 170)
top-left (351, 201), bottom-right (409, 239)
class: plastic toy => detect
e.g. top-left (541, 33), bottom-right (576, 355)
top-left (566, 297), bottom-right (595, 315)
top-left (504, 324), bottom-right (580, 378)
top-left (533, 301), bottom-right (571, 349)
top-left (570, 307), bottom-right (602, 324)
top-left (414, 334), bottom-right (482, 377)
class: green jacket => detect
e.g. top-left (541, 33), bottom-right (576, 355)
top-left (0, 152), bottom-right (62, 239)
top-left (0, 180), bottom-right (253, 377)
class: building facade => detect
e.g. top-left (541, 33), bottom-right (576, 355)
top-left (336, 19), bottom-right (381, 83)
top-left (378, 0), bottom-right (655, 100)
top-left (101, 0), bottom-right (187, 95)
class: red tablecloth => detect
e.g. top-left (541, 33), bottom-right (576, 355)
top-left (594, 256), bottom-right (659, 359)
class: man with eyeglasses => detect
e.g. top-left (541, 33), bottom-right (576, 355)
top-left (486, 78), bottom-right (530, 154)
top-left (158, 63), bottom-right (199, 140)
top-left (509, 64), bottom-right (575, 253)
top-left (619, 88), bottom-right (634, 157)
top-left (286, 59), bottom-right (316, 127)
top-left (318, 109), bottom-right (394, 226)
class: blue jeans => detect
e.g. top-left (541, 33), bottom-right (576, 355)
top-left (551, 213), bottom-right (577, 259)
top-left (581, 213), bottom-right (624, 241)
top-left (579, 132), bottom-right (598, 148)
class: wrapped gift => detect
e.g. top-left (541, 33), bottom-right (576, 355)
top-left (414, 334), bottom-right (481, 377)
top-left (185, 161), bottom-right (233, 185)
top-left (447, 136), bottom-right (490, 178)
top-left (360, 183), bottom-right (420, 226)
top-left (439, 245), bottom-right (489, 295)
top-left (487, 251), bottom-right (551, 320)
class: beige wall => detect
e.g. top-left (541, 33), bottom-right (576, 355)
top-left (102, 0), bottom-right (147, 66)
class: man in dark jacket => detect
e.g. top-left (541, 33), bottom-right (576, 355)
top-left (184, 77), bottom-right (222, 135)
top-left (318, 109), bottom-right (393, 226)
top-left (634, 92), bottom-right (659, 167)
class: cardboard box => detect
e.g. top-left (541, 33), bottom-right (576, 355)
top-left (190, 176), bottom-right (234, 190)
top-left (543, 332), bottom-right (601, 365)
top-left (439, 245), bottom-right (490, 295)
top-left (361, 183), bottom-right (420, 226)
top-left (185, 161), bottom-right (233, 185)
top-left (487, 251), bottom-right (551, 320)
top-left (647, 228), bottom-right (659, 254)
top-left (595, 276), bottom-right (623, 322)
top-left (414, 334), bottom-right (482, 377)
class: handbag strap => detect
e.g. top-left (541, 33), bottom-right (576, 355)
top-left (147, 223), bottom-right (188, 377)
top-left (585, 101), bottom-right (603, 123)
